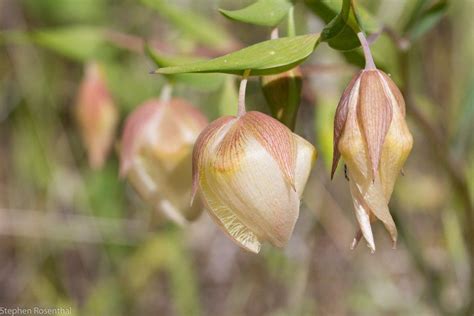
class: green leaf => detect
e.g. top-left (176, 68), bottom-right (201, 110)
top-left (140, 0), bottom-right (233, 49)
top-left (406, 1), bottom-right (448, 40)
top-left (219, 0), bottom-right (293, 27)
top-left (319, 0), bottom-right (362, 51)
top-left (401, 0), bottom-right (431, 33)
top-left (154, 34), bottom-right (320, 75)
top-left (23, 0), bottom-right (106, 24)
top-left (32, 26), bottom-right (108, 61)
top-left (305, 0), bottom-right (379, 51)
top-left (145, 45), bottom-right (225, 91)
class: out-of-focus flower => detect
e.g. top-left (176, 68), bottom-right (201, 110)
top-left (75, 62), bottom-right (118, 169)
top-left (261, 67), bottom-right (302, 130)
top-left (120, 98), bottom-right (208, 225)
top-left (332, 68), bottom-right (413, 252)
top-left (192, 111), bottom-right (316, 253)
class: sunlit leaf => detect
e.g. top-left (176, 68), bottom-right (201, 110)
top-left (305, 0), bottom-right (379, 32)
top-left (145, 45), bottom-right (224, 91)
top-left (320, 0), bottom-right (361, 51)
top-left (32, 26), bottom-right (109, 61)
top-left (154, 34), bottom-right (320, 75)
top-left (140, 0), bottom-right (234, 49)
top-left (219, 0), bottom-right (293, 27)
top-left (23, 0), bottom-right (106, 23)
top-left (305, 0), bottom-right (379, 51)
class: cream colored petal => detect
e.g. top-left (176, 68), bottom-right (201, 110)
top-left (128, 149), bottom-right (203, 224)
top-left (120, 101), bottom-right (163, 177)
top-left (191, 116), bottom-right (235, 204)
top-left (242, 111), bottom-right (297, 190)
top-left (154, 99), bottom-right (208, 159)
top-left (378, 79), bottom-right (414, 200)
top-left (200, 176), bottom-right (261, 253)
top-left (331, 71), bottom-right (362, 178)
top-left (294, 134), bottom-right (317, 197)
top-left (339, 75), bottom-right (398, 246)
top-left (199, 134), bottom-right (300, 251)
top-left (342, 135), bottom-right (398, 245)
top-left (349, 180), bottom-right (375, 252)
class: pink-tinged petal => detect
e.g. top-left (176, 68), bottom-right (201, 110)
top-left (214, 119), bottom-right (246, 171)
top-left (171, 98), bottom-right (209, 128)
top-left (199, 135), bottom-right (300, 251)
top-left (357, 70), bottom-right (393, 179)
top-left (119, 100), bottom-right (163, 177)
top-left (191, 116), bottom-right (235, 205)
top-left (194, 112), bottom-right (315, 252)
top-left (241, 111), bottom-right (297, 190)
top-left (331, 71), bottom-right (362, 179)
top-left (76, 62), bottom-right (118, 169)
top-left (153, 99), bottom-right (209, 158)
top-left (378, 71), bottom-right (406, 117)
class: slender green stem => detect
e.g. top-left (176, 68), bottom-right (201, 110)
top-left (159, 82), bottom-right (173, 104)
top-left (238, 70), bottom-right (251, 117)
top-left (287, 6), bottom-right (296, 37)
top-left (357, 32), bottom-right (376, 70)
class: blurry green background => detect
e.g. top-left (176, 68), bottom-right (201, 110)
top-left (0, 0), bottom-right (473, 315)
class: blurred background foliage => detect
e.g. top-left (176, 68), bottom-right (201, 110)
top-left (0, 0), bottom-right (473, 315)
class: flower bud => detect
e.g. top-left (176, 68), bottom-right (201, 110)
top-left (261, 67), bottom-right (302, 130)
top-left (75, 62), bottom-right (118, 169)
top-left (332, 69), bottom-right (413, 252)
top-left (120, 98), bottom-right (208, 224)
top-left (192, 111), bottom-right (316, 253)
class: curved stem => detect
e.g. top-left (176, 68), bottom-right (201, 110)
top-left (357, 32), bottom-right (376, 70)
top-left (270, 27), bottom-right (279, 40)
top-left (237, 69), bottom-right (251, 117)
top-left (159, 82), bottom-right (173, 104)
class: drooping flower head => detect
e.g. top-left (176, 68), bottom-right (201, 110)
top-left (120, 97), bottom-right (208, 225)
top-left (192, 111), bottom-right (316, 253)
top-left (75, 62), bottom-right (118, 169)
top-left (332, 33), bottom-right (413, 252)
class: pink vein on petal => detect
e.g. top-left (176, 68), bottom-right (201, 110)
top-left (191, 116), bottom-right (234, 205)
top-left (242, 111), bottom-right (296, 190)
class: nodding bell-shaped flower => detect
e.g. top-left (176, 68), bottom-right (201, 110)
top-left (120, 96), bottom-right (208, 225)
top-left (75, 62), bottom-right (118, 169)
top-left (332, 33), bottom-right (413, 252)
top-left (192, 111), bottom-right (316, 253)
